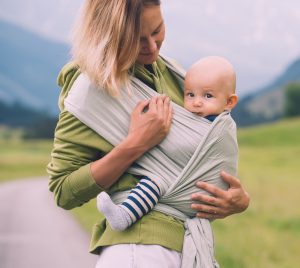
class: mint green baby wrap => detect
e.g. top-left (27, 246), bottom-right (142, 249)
top-left (64, 57), bottom-right (238, 268)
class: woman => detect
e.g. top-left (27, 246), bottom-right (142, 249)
top-left (47, 0), bottom-right (250, 267)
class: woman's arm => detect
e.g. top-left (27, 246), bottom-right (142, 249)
top-left (48, 95), bottom-right (172, 208)
top-left (191, 171), bottom-right (250, 219)
top-left (87, 95), bottom-right (173, 189)
top-left (47, 110), bottom-right (109, 209)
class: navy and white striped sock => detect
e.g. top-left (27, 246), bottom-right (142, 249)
top-left (121, 176), bottom-right (161, 223)
top-left (97, 176), bottom-right (161, 231)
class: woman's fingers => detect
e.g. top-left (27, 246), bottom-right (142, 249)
top-left (166, 102), bottom-right (173, 127)
top-left (132, 99), bottom-right (150, 116)
top-left (192, 203), bottom-right (224, 219)
top-left (191, 192), bottom-right (222, 207)
top-left (148, 96), bottom-right (158, 113)
top-left (191, 172), bottom-right (250, 219)
top-left (156, 95), bottom-right (165, 116)
top-left (195, 181), bottom-right (227, 199)
top-left (195, 211), bottom-right (225, 220)
top-left (128, 94), bottom-right (173, 150)
top-left (147, 95), bottom-right (172, 127)
top-left (161, 95), bottom-right (173, 133)
top-left (220, 170), bottom-right (241, 188)
top-left (190, 196), bottom-right (227, 220)
top-left (163, 96), bottom-right (172, 125)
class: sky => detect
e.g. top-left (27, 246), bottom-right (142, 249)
top-left (1, 0), bottom-right (300, 96)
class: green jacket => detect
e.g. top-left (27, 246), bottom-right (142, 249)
top-left (47, 56), bottom-right (185, 254)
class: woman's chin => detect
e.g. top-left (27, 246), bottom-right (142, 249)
top-left (137, 53), bottom-right (159, 65)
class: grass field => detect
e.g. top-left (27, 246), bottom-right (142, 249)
top-left (213, 118), bottom-right (300, 267)
top-left (1, 118), bottom-right (300, 267)
top-left (0, 135), bottom-right (52, 182)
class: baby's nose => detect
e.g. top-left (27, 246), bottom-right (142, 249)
top-left (194, 98), bottom-right (203, 106)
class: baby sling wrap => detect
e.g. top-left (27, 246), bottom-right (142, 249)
top-left (64, 57), bottom-right (238, 268)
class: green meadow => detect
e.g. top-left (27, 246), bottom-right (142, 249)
top-left (1, 118), bottom-right (300, 267)
top-left (213, 117), bottom-right (300, 267)
top-left (0, 127), bottom-right (52, 182)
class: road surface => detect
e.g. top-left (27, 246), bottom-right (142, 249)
top-left (0, 178), bottom-right (98, 268)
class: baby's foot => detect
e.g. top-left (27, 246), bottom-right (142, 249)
top-left (97, 192), bottom-right (132, 231)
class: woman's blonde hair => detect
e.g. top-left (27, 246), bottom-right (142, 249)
top-left (71, 0), bottom-right (160, 96)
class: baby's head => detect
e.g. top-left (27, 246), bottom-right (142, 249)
top-left (184, 56), bottom-right (238, 117)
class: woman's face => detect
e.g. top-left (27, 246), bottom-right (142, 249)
top-left (136, 5), bottom-right (165, 65)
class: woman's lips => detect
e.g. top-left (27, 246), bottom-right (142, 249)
top-left (140, 52), bottom-right (153, 56)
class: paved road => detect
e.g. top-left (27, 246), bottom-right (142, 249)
top-left (0, 178), bottom-right (98, 268)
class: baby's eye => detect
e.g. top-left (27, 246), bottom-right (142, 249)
top-left (187, 92), bottom-right (195, 97)
top-left (205, 93), bottom-right (213, 99)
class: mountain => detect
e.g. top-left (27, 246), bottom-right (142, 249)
top-left (232, 58), bottom-right (300, 126)
top-left (1, 19), bottom-right (300, 128)
top-left (0, 19), bottom-right (70, 115)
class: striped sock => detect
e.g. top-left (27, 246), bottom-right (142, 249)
top-left (121, 176), bottom-right (161, 223)
top-left (97, 177), bottom-right (161, 231)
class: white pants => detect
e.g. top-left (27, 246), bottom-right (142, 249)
top-left (95, 244), bottom-right (182, 268)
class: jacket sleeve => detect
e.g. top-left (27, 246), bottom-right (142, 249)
top-left (47, 63), bottom-right (112, 209)
top-left (47, 109), bottom-right (109, 210)
top-left (47, 62), bottom-right (139, 210)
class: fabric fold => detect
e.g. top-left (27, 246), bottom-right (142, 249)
top-left (182, 218), bottom-right (219, 268)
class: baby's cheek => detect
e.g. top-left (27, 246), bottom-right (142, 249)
top-left (183, 99), bottom-right (191, 110)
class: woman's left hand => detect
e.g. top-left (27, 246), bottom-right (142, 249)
top-left (191, 171), bottom-right (250, 220)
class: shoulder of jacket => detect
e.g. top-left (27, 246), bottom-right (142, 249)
top-left (57, 61), bottom-right (81, 87)
top-left (57, 61), bottom-right (82, 111)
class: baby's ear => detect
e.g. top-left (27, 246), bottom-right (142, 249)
top-left (225, 94), bottom-right (238, 110)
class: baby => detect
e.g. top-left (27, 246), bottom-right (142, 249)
top-left (97, 56), bottom-right (238, 231)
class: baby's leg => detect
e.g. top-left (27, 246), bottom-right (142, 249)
top-left (97, 176), bottom-right (161, 231)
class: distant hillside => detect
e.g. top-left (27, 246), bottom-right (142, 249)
top-left (0, 19), bottom-right (70, 115)
top-left (232, 58), bottom-right (300, 126)
top-left (237, 116), bottom-right (300, 146)
top-left (1, 19), bottom-right (300, 128)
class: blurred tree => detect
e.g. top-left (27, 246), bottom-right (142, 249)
top-left (24, 116), bottom-right (57, 139)
top-left (0, 100), bottom-right (57, 139)
top-left (284, 83), bottom-right (300, 117)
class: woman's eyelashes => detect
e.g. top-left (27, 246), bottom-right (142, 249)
top-left (152, 29), bottom-right (160, 36)
top-left (152, 22), bottom-right (164, 36)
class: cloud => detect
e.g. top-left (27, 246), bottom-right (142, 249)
top-left (161, 0), bottom-right (300, 94)
top-left (0, 0), bottom-right (83, 42)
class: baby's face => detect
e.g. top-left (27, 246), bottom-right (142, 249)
top-left (184, 77), bottom-right (230, 117)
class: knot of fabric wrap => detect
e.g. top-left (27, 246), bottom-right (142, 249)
top-left (111, 191), bottom-right (219, 268)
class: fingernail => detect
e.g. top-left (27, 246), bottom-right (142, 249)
top-left (196, 181), bottom-right (204, 187)
top-left (191, 193), bottom-right (196, 199)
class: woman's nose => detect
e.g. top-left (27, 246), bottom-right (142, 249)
top-left (148, 38), bottom-right (157, 53)
top-left (143, 37), bottom-right (157, 53)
